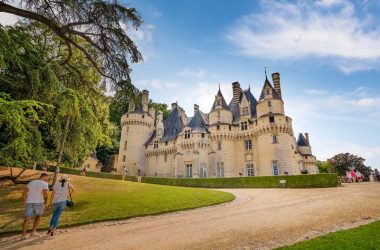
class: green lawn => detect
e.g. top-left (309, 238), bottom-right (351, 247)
top-left (0, 171), bottom-right (234, 234)
top-left (277, 220), bottom-right (380, 250)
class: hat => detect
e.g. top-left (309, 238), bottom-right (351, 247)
top-left (60, 174), bottom-right (70, 180)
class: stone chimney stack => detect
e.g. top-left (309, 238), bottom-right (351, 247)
top-left (305, 133), bottom-right (309, 142)
top-left (179, 107), bottom-right (187, 124)
top-left (142, 90), bottom-right (149, 112)
top-left (232, 82), bottom-right (242, 104)
top-left (128, 100), bottom-right (135, 112)
top-left (272, 73), bottom-right (282, 98)
top-left (171, 102), bottom-right (177, 110)
top-left (194, 104), bottom-right (199, 114)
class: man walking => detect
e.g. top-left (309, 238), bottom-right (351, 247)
top-left (21, 173), bottom-right (49, 240)
top-left (137, 169), bottom-right (142, 183)
top-left (122, 166), bottom-right (128, 181)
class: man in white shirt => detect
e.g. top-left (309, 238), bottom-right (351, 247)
top-left (122, 166), bottom-right (128, 181)
top-left (21, 173), bottom-right (49, 240)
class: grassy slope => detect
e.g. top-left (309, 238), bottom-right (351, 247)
top-left (0, 171), bottom-right (234, 234)
top-left (277, 220), bottom-right (380, 250)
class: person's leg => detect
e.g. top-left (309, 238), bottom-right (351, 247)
top-left (31, 203), bottom-right (45, 235)
top-left (50, 203), bottom-right (60, 230)
top-left (51, 201), bottom-right (66, 235)
top-left (22, 217), bottom-right (31, 238)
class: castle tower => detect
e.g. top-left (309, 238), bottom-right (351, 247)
top-left (255, 74), bottom-right (298, 175)
top-left (297, 133), bottom-right (318, 174)
top-left (209, 87), bottom-right (233, 124)
top-left (118, 90), bottom-right (154, 175)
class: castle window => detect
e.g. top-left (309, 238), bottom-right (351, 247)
top-left (266, 89), bottom-right (270, 95)
top-left (126, 126), bottom-right (129, 132)
top-left (184, 130), bottom-right (191, 139)
top-left (268, 101), bottom-right (272, 107)
top-left (242, 107), bottom-right (249, 115)
top-left (217, 142), bottom-right (222, 150)
top-left (202, 133), bottom-right (205, 138)
top-left (241, 121), bottom-right (248, 131)
top-left (217, 125), bottom-right (220, 130)
top-left (216, 99), bottom-right (221, 106)
top-left (217, 111), bottom-right (221, 122)
top-left (245, 140), bottom-right (252, 150)
top-left (123, 155), bottom-right (126, 162)
top-left (229, 125), bottom-right (231, 130)
top-left (269, 116), bottom-right (275, 123)
top-left (154, 140), bottom-right (159, 149)
top-left (216, 162), bottom-right (224, 177)
top-left (272, 135), bottom-right (278, 143)
top-left (124, 141), bottom-right (128, 150)
top-left (165, 141), bottom-right (168, 146)
top-left (200, 163), bottom-right (207, 178)
top-left (272, 161), bottom-right (279, 176)
top-left (142, 115), bottom-right (145, 119)
top-left (164, 153), bottom-right (167, 162)
top-left (247, 164), bottom-right (254, 176)
top-left (186, 164), bottom-right (193, 178)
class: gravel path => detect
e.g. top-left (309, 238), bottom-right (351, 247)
top-left (1, 183), bottom-right (380, 250)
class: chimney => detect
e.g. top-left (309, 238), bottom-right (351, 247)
top-left (194, 104), bottom-right (199, 114)
top-left (305, 133), bottom-right (309, 142)
top-left (272, 73), bottom-right (282, 98)
top-left (232, 82), bottom-right (242, 104)
top-left (128, 100), bottom-right (135, 112)
top-left (179, 107), bottom-right (187, 124)
top-left (157, 110), bottom-right (163, 122)
top-left (171, 102), bottom-right (177, 110)
top-left (142, 90), bottom-right (149, 112)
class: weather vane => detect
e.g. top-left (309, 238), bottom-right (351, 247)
top-left (264, 66), bottom-right (268, 79)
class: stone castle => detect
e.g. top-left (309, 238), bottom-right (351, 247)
top-left (118, 72), bottom-right (317, 178)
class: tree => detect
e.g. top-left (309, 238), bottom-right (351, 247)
top-left (328, 153), bottom-right (365, 176)
top-left (316, 160), bottom-right (332, 173)
top-left (151, 102), bottom-right (170, 120)
top-left (0, 0), bottom-right (143, 84)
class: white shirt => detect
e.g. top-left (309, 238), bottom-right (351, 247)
top-left (26, 180), bottom-right (48, 203)
top-left (122, 168), bottom-right (127, 175)
top-left (53, 182), bottom-right (74, 203)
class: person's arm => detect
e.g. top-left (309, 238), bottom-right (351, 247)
top-left (69, 183), bottom-right (76, 194)
top-left (49, 190), bottom-right (55, 207)
top-left (22, 186), bottom-right (29, 205)
top-left (43, 189), bottom-right (48, 206)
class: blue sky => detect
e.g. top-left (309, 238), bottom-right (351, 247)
top-left (1, 0), bottom-right (379, 167)
top-left (124, 0), bottom-right (380, 167)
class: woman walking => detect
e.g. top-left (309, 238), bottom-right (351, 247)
top-left (47, 174), bottom-right (75, 236)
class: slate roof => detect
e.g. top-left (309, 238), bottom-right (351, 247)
top-left (210, 89), bottom-right (230, 112)
top-left (145, 130), bottom-right (156, 145)
top-left (187, 111), bottom-right (209, 133)
top-left (259, 78), bottom-right (282, 101)
top-left (129, 104), bottom-right (144, 114)
top-left (161, 106), bottom-right (185, 141)
top-left (243, 88), bottom-right (257, 118)
top-left (297, 133), bottom-right (310, 147)
top-left (228, 101), bottom-right (240, 122)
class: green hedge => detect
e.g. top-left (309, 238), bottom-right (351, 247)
top-left (141, 174), bottom-right (338, 188)
top-left (46, 166), bottom-right (136, 182)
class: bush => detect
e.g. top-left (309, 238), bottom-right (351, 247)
top-left (141, 174), bottom-right (338, 188)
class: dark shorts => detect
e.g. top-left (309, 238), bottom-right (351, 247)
top-left (24, 203), bottom-right (45, 217)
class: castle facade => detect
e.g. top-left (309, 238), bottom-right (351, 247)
top-left (118, 72), bottom-right (317, 178)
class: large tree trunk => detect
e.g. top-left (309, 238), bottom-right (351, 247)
top-left (0, 167), bottom-right (29, 184)
top-left (50, 116), bottom-right (70, 189)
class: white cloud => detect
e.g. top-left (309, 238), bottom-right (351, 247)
top-left (0, 13), bottom-right (20, 26)
top-left (177, 68), bottom-right (206, 78)
top-left (349, 97), bottom-right (380, 107)
top-left (226, 0), bottom-right (380, 72)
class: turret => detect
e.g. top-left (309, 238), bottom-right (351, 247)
top-left (256, 77), bottom-right (284, 118)
top-left (142, 90), bottom-right (149, 112)
top-left (156, 110), bottom-right (164, 138)
top-left (209, 87), bottom-right (232, 124)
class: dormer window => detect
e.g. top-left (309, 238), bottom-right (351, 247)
top-left (154, 140), bottom-right (159, 149)
top-left (265, 89), bottom-right (270, 95)
top-left (268, 101), bottom-right (272, 107)
top-left (184, 130), bottom-right (191, 139)
top-left (216, 99), bottom-right (221, 106)
top-left (272, 135), bottom-right (278, 143)
top-left (241, 121), bottom-right (248, 131)
top-left (269, 116), bottom-right (275, 123)
top-left (242, 107), bottom-right (249, 116)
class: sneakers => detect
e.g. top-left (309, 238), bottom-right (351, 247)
top-left (30, 231), bottom-right (40, 237)
top-left (20, 236), bottom-right (29, 241)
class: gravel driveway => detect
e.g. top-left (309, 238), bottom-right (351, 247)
top-left (1, 183), bottom-right (380, 250)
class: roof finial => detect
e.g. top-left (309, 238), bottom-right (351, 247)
top-left (264, 66), bottom-right (268, 79)
top-left (248, 84), bottom-right (251, 90)
top-left (218, 84), bottom-right (221, 91)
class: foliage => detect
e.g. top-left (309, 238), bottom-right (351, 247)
top-left (140, 174), bottom-right (339, 188)
top-left (316, 160), bottom-right (332, 173)
top-left (0, 0), bottom-right (143, 84)
top-left (328, 153), bottom-right (366, 176)
top-left (277, 220), bottom-right (380, 250)
top-left (151, 102), bottom-right (170, 120)
top-left (0, 169), bottom-right (234, 233)
top-left (0, 93), bottom-right (49, 166)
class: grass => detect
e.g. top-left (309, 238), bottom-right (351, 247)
top-left (141, 174), bottom-right (338, 188)
top-left (0, 169), bottom-right (234, 234)
top-left (277, 220), bottom-right (380, 250)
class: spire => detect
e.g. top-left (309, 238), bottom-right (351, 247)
top-left (210, 87), bottom-right (229, 112)
top-left (264, 66), bottom-right (268, 80)
top-left (259, 77), bottom-right (281, 101)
